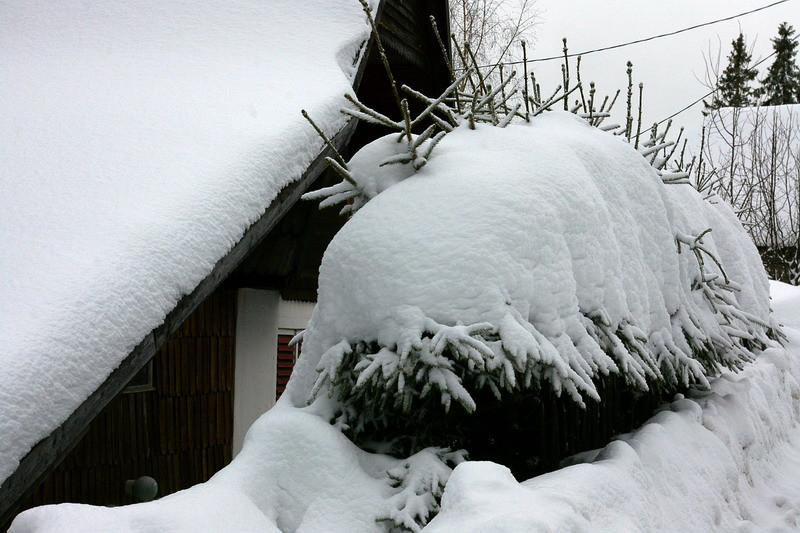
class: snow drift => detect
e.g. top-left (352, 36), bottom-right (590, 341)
top-left (290, 112), bottom-right (776, 439)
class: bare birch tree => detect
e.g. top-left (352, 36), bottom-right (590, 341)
top-left (450, 0), bottom-right (539, 72)
top-left (702, 105), bottom-right (800, 283)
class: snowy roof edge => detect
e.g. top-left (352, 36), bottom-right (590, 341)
top-left (0, 119), bottom-right (361, 526)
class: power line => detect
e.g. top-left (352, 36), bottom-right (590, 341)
top-left (466, 0), bottom-right (792, 69)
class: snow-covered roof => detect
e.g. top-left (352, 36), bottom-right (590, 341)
top-left (0, 0), bottom-right (373, 487)
top-left (703, 104), bottom-right (800, 248)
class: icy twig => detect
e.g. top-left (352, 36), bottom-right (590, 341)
top-left (301, 109), bottom-right (347, 166)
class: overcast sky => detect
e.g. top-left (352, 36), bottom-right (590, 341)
top-left (520, 0), bottom-right (797, 151)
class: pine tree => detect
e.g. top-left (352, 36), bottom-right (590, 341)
top-left (708, 33), bottom-right (759, 109)
top-left (760, 22), bottom-right (800, 106)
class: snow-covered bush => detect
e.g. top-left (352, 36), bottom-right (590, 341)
top-left (290, 11), bottom-right (780, 526)
top-left (295, 110), bottom-right (779, 455)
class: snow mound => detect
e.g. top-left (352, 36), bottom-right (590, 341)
top-left (289, 112), bottom-right (775, 436)
top-left (10, 405), bottom-right (458, 533)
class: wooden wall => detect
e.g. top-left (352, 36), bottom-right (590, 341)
top-left (12, 288), bottom-right (236, 515)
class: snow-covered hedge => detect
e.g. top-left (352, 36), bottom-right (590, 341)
top-left (289, 112), bottom-right (777, 447)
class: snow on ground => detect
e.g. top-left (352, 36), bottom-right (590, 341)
top-left (12, 282), bottom-right (800, 533)
top-left (0, 0), bottom-right (372, 486)
top-left (772, 280), bottom-right (800, 330)
top-left (11, 409), bottom-right (396, 533)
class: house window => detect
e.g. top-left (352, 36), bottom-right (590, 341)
top-left (123, 360), bottom-right (155, 393)
top-left (276, 329), bottom-right (302, 400)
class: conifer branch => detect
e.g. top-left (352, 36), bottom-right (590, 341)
top-left (576, 55), bottom-right (587, 112)
top-left (420, 130), bottom-right (447, 161)
top-left (533, 83), bottom-right (581, 116)
top-left (430, 16), bottom-right (461, 115)
top-left (639, 141), bottom-right (673, 158)
top-left (401, 98), bottom-right (414, 144)
top-left (342, 93), bottom-right (400, 129)
top-left (498, 63), bottom-right (509, 115)
top-left (562, 38), bottom-right (570, 111)
top-left (475, 71), bottom-right (517, 116)
top-left (404, 70), bottom-right (472, 129)
top-left (468, 91), bottom-right (478, 129)
top-left (625, 61), bottom-right (634, 139)
top-left (464, 42), bottom-right (488, 95)
top-left (521, 40), bottom-right (530, 120)
top-left (325, 156), bottom-right (358, 186)
top-left (302, 109), bottom-right (347, 167)
top-left (358, 0), bottom-right (403, 117)
top-left (429, 113), bottom-right (455, 132)
top-left (634, 82), bottom-right (644, 149)
top-left (430, 16), bottom-right (454, 83)
top-left (411, 124), bottom-right (437, 151)
top-left (499, 102), bottom-right (522, 128)
top-left (451, 35), bottom-right (477, 93)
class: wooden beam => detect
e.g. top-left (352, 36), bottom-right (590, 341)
top-left (0, 118), bottom-right (358, 527)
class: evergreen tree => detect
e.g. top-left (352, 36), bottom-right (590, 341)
top-left (708, 33), bottom-right (759, 109)
top-left (760, 22), bottom-right (800, 106)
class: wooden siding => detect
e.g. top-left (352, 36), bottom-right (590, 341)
top-left (11, 288), bottom-right (236, 516)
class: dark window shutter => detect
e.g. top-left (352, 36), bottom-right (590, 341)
top-left (276, 332), bottom-right (300, 400)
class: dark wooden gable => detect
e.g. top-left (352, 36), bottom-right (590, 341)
top-left (0, 1), bottom-right (452, 527)
top-left (227, 0), bottom-right (452, 301)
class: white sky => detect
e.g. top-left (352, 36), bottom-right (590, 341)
top-left (523, 0), bottom-right (798, 152)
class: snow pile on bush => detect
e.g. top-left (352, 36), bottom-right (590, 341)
top-left (290, 112), bottom-right (776, 442)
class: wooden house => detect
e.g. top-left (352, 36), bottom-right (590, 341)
top-left (1, 0), bottom-right (451, 527)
